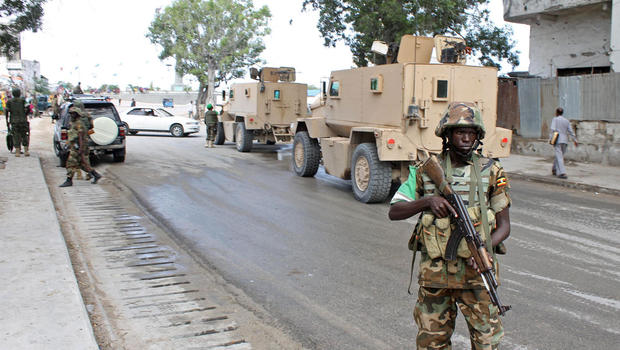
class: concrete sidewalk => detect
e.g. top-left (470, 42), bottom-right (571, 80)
top-left (0, 150), bottom-right (98, 350)
top-left (0, 137), bottom-right (617, 349)
top-left (502, 154), bottom-right (620, 196)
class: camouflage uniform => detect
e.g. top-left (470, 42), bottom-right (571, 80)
top-left (59, 107), bottom-right (101, 187)
top-left (65, 121), bottom-right (82, 179)
top-left (204, 105), bottom-right (218, 147)
top-left (5, 89), bottom-right (30, 155)
top-left (391, 102), bottom-right (511, 350)
top-left (72, 101), bottom-right (94, 172)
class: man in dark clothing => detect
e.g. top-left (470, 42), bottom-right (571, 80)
top-left (5, 88), bottom-right (30, 157)
top-left (204, 103), bottom-right (218, 148)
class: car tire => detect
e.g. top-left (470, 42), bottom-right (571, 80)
top-left (292, 131), bottom-right (320, 177)
top-left (351, 143), bottom-right (392, 203)
top-left (113, 148), bottom-right (126, 162)
top-left (266, 140), bottom-right (276, 145)
top-left (129, 131), bottom-right (138, 135)
top-left (53, 139), bottom-right (61, 157)
top-left (59, 150), bottom-right (68, 167)
top-left (235, 122), bottom-right (253, 152)
top-left (170, 124), bottom-right (184, 137)
top-left (214, 122), bottom-right (225, 145)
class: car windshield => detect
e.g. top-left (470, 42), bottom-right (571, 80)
top-left (86, 105), bottom-right (119, 121)
top-left (156, 108), bottom-right (173, 117)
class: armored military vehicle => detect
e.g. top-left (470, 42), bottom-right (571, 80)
top-left (217, 67), bottom-right (308, 152)
top-left (291, 35), bottom-right (512, 203)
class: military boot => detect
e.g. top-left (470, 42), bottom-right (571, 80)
top-left (204, 140), bottom-right (209, 148)
top-left (208, 140), bottom-right (213, 148)
top-left (59, 178), bottom-right (73, 187)
top-left (90, 170), bottom-right (102, 184)
top-left (15, 147), bottom-right (21, 157)
top-left (24, 146), bottom-right (30, 157)
top-left (85, 172), bottom-right (92, 181)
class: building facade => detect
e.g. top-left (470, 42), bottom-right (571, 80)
top-left (504, 0), bottom-right (619, 77)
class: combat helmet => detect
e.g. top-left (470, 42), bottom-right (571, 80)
top-left (68, 106), bottom-right (87, 118)
top-left (435, 102), bottom-right (485, 139)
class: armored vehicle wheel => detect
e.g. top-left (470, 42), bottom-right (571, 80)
top-left (214, 122), bottom-right (225, 145)
top-left (235, 122), bottom-right (253, 152)
top-left (292, 131), bottom-right (320, 177)
top-left (351, 143), bottom-right (392, 203)
top-left (266, 140), bottom-right (276, 145)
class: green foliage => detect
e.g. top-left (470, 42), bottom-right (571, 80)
top-left (302, 0), bottom-right (519, 69)
top-left (34, 75), bottom-right (50, 95)
top-left (56, 81), bottom-right (74, 91)
top-left (0, 0), bottom-right (46, 57)
top-left (147, 0), bottom-right (271, 103)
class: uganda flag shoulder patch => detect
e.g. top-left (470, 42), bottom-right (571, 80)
top-left (497, 176), bottom-right (507, 187)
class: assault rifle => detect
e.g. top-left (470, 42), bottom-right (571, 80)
top-left (421, 155), bottom-right (512, 315)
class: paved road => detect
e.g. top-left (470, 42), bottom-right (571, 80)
top-left (106, 130), bottom-right (620, 350)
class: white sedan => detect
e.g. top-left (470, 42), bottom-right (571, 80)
top-left (121, 107), bottom-right (200, 137)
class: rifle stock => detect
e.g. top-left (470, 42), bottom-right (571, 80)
top-left (421, 155), bottom-right (511, 316)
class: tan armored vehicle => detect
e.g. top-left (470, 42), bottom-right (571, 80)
top-left (217, 67), bottom-right (308, 152)
top-left (291, 35), bottom-right (512, 203)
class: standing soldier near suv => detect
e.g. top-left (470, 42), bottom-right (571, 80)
top-left (59, 107), bottom-right (102, 187)
top-left (72, 100), bottom-right (95, 179)
top-left (389, 103), bottom-right (511, 350)
top-left (5, 88), bottom-right (30, 157)
top-left (204, 103), bottom-right (218, 148)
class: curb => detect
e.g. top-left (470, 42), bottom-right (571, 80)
top-left (507, 171), bottom-right (620, 197)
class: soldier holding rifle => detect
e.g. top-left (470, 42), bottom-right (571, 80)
top-left (389, 102), bottom-right (511, 350)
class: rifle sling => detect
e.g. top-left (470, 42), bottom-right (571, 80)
top-left (472, 154), bottom-right (494, 260)
top-left (407, 231), bottom-right (420, 295)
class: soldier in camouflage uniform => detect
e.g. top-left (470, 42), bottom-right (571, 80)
top-left (204, 103), bottom-right (218, 148)
top-left (59, 107), bottom-right (102, 187)
top-left (5, 88), bottom-right (31, 157)
top-left (389, 102), bottom-right (511, 350)
top-left (72, 101), bottom-right (95, 180)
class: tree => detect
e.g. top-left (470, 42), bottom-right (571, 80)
top-left (302, 0), bottom-right (519, 69)
top-left (147, 0), bottom-right (271, 110)
top-left (0, 0), bottom-right (46, 57)
top-left (33, 75), bottom-right (50, 95)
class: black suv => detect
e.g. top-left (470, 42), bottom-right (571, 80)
top-left (53, 99), bottom-right (126, 166)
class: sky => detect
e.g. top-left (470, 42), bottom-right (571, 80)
top-left (20, 0), bottom-right (530, 91)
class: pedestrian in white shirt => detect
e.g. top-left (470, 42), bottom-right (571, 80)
top-left (550, 107), bottom-right (578, 179)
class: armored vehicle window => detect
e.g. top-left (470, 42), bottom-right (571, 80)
top-left (329, 81), bottom-right (340, 97)
top-left (274, 90), bottom-right (281, 100)
top-left (229, 89), bottom-right (235, 99)
top-left (436, 80), bottom-right (448, 99)
top-left (244, 88), bottom-right (250, 97)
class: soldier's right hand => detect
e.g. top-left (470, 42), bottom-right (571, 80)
top-left (427, 196), bottom-right (458, 218)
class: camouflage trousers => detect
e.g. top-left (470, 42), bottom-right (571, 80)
top-left (414, 286), bottom-right (503, 350)
top-left (11, 122), bottom-right (29, 147)
top-left (66, 149), bottom-right (92, 178)
top-left (66, 149), bottom-right (81, 178)
top-left (206, 123), bottom-right (217, 141)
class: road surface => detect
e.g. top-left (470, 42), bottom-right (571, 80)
top-left (99, 129), bottom-right (620, 349)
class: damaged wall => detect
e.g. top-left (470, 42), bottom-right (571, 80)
top-left (529, 6), bottom-right (611, 78)
top-left (504, 0), bottom-right (612, 78)
top-left (512, 120), bottom-right (620, 166)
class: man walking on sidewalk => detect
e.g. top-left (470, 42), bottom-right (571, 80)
top-left (550, 107), bottom-right (578, 179)
top-left (5, 88), bottom-right (30, 157)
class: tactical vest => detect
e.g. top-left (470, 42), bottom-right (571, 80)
top-left (417, 155), bottom-right (496, 259)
